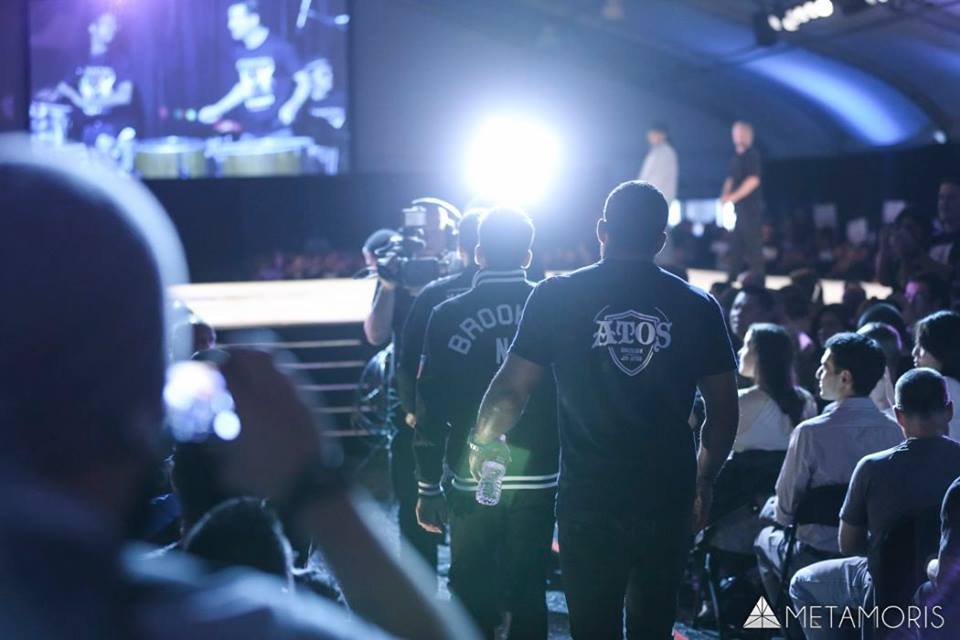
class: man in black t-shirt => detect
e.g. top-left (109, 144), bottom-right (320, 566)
top-left (198, 1), bottom-right (310, 136)
top-left (722, 121), bottom-right (766, 280)
top-left (469, 181), bottom-right (739, 638)
top-left (55, 12), bottom-right (139, 145)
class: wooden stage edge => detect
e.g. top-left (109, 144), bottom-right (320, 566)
top-left (170, 270), bottom-right (892, 330)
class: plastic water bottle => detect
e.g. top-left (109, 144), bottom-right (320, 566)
top-left (476, 460), bottom-right (506, 506)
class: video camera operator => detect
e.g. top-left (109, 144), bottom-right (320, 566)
top-left (397, 209), bottom-right (483, 418)
top-left (362, 198), bottom-right (464, 576)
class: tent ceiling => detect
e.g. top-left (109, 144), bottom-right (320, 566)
top-left (407, 0), bottom-right (960, 156)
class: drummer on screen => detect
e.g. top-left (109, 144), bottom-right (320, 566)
top-left (53, 11), bottom-right (138, 146)
top-left (198, 0), bottom-right (310, 136)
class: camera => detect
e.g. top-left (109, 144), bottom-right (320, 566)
top-left (374, 200), bottom-right (462, 289)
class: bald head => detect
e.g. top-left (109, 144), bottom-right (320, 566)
top-left (732, 121), bottom-right (754, 152)
top-left (0, 138), bottom-right (187, 480)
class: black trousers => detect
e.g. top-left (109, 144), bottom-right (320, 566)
top-left (558, 509), bottom-right (692, 640)
top-left (448, 489), bottom-right (556, 640)
top-left (390, 426), bottom-right (440, 572)
top-left (728, 207), bottom-right (765, 278)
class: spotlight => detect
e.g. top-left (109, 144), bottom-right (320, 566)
top-left (464, 115), bottom-right (562, 207)
top-left (768, 0), bottom-right (835, 35)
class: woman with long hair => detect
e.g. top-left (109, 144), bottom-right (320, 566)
top-left (703, 323), bottom-right (817, 556)
top-left (735, 323), bottom-right (817, 452)
top-left (913, 311), bottom-right (960, 440)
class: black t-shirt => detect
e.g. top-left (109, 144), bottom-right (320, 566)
top-left (232, 33), bottom-right (301, 134)
top-left (66, 50), bottom-right (138, 141)
top-left (292, 91), bottom-right (347, 147)
top-left (727, 147), bottom-right (764, 217)
top-left (510, 258), bottom-right (736, 517)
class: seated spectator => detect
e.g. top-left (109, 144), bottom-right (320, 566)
top-left (0, 140), bottom-right (476, 640)
top-left (797, 304), bottom-right (852, 399)
top-left (734, 324), bottom-right (817, 453)
top-left (707, 324), bottom-right (816, 553)
top-left (858, 301), bottom-right (913, 374)
top-left (913, 311), bottom-right (960, 440)
top-left (841, 282), bottom-right (866, 324)
top-left (875, 206), bottom-right (952, 293)
top-left (790, 368), bottom-right (960, 639)
top-left (858, 301), bottom-right (910, 348)
top-left (917, 474), bottom-right (960, 634)
top-left (858, 322), bottom-right (902, 417)
top-left (754, 333), bottom-right (903, 603)
top-left (183, 497), bottom-right (295, 590)
top-left (777, 284), bottom-right (814, 349)
top-left (181, 495), bottom-right (346, 606)
top-left (904, 271), bottom-right (952, 328)
top-left (729, 285), bottom-right (780, 346)
top-left (930, 177), bottom-right (960, 270)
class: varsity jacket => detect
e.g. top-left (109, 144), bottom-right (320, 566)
top-left (396, 265), bottom-right (478, 414)
top-left (414, 269), bottom-right (559, 497)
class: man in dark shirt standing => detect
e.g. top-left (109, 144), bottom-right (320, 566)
top-left (415, 208), bottom-right (558, 638)
top-left (364, 202), bottom-right (459, 578)
top-left (722, 121), bottom-right (765, 280)
top-left (469, 181), bottom-right (740, 638)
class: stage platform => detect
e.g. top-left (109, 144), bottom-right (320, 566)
top-left (171, 270), bottom-right (891, 330)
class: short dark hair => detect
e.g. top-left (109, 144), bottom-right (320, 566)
top-left (824, 332), bottom-right (887, 396)
top-left (894, 205), bottom-right (932, 237)
top-left (907, 272), bottom-right (951, 310)
top-left (458, 209), bottom-right (483, 255)
top-left (916, 311), bottom-right (960, 379)
top-left (857, 322), bottom-right (903, 363)
top-left (477, 207), bottom-right (535, 269)
top-left (857, 302), bottom-right (907, 344)
top-left (740, 285), bottom-right (777, 313)
top-left (811, 303), bottom-right (851, 346)
top-left (602, 181), bottom-right (668, 253)
top-left (895, 368), bottom-right (950, 417)
top-left (183, 497), bottom-right (292, 579)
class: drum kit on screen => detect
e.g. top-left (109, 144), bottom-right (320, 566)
top-left (30, 99), bottom-right (339, 179)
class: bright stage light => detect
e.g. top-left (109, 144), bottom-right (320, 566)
top-left (464, 115), bottom-right (562, 207)
top-left (718, 201), bottom-right (737, 232)
top-left (668, 200), bottom-right (682, 227)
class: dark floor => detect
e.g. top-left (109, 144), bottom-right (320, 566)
top-left (343, 436), bottom-right (731, 640)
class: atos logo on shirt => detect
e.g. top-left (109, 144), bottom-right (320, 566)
top-left (592, 307), bottom-right (672, 376)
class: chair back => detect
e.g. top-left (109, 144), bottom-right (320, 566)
top-left (795, 483), bottom-right (849, 527)
top-left (710, 449), bottom-right (786, 523)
